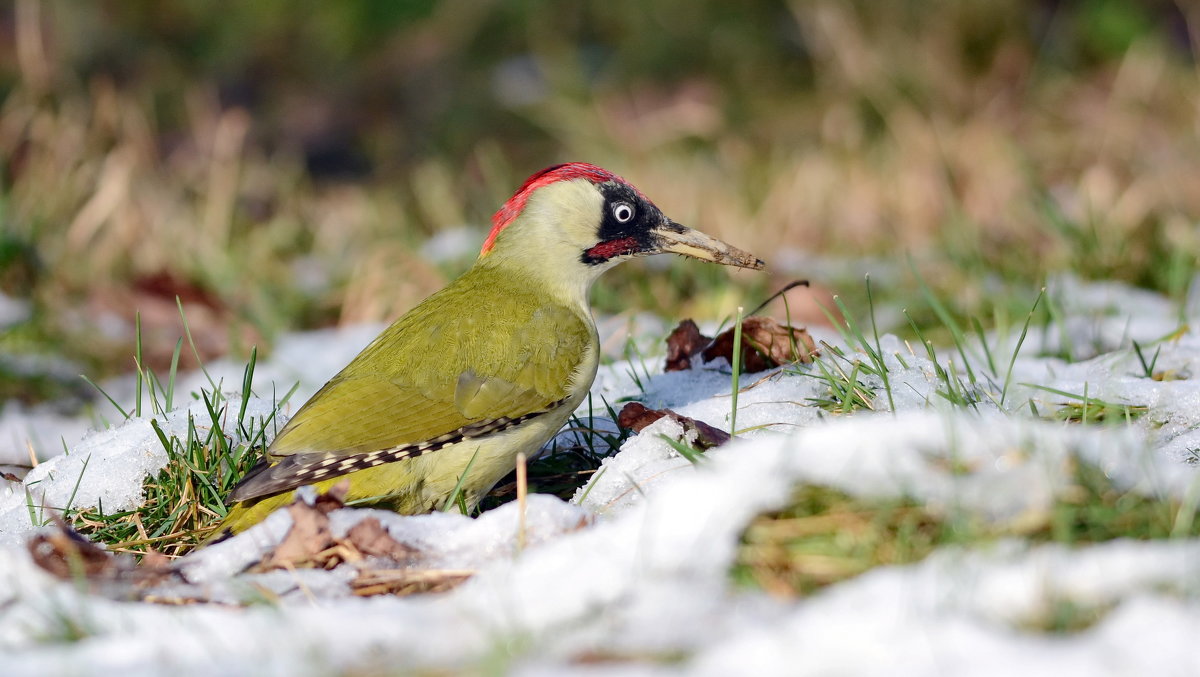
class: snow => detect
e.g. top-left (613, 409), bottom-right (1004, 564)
top-left (0, 399), bottom-right (93, 465)
top-left (688, 540), bottom-right (1200, 677)
top-left (2, 274), bottom-right (1200, 675)
top-left (0, 291), bottom-right (31, 328)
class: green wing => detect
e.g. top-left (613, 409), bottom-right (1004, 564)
top-left (230, 268), bottom-right (594, 502)
top-left (265, 370), bottom-right (563, 457)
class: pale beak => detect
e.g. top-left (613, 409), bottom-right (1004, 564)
top-left (650, 221), bottom-right (765, 270)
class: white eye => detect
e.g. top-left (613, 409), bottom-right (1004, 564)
top-left (612, 202), bottom-right (635, 223)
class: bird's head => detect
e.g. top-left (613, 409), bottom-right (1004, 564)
top-left (477, 163), bottom-right (763, 298)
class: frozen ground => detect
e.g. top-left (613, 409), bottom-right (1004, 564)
top-left (2, 275), bottom-right (1200, 675)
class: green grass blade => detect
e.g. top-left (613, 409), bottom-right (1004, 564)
top-left (1001, 288), bottom-right (1044, 407)
top-left (576, 464), bottom-right (609, 505)
top-left (177, 295), bottom-right (218, 393)
top-left (61, 455), bottom-right (92, 518)
top-left (165, 337), bottom-right (183, 412)
top-left (441, 447), bottom-right (482, 513)
top-left (971, 315), bottom-right (998, 377)
top-left (864, 275), bottom-right (895, 413)
top-left (201, 391), bottom-right (230, 458)
top-left (134, 311), bottom-right (144, 418)
top-left (908, 260), bottom-right (979, 384)
top-left (659, 434), bottom-right (706, 465)
top-left (24, 485), bottom-right (42, 527)
top-left (80, 375), bottom-right (130, 421)
top-left (238, 346), bottom-right (257, 432)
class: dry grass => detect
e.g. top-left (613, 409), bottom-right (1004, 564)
top-left (733, 456), bottom-right (1200, 605)
top-left (2, 1), bottom-right (1198, 382)
top-left (2, 80), bottom-right (451, 369)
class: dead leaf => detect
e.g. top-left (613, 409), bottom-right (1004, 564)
top-left (253, 483), bottom-right (421, 574)
top-left (345, 517), bottom-right (417, 561)
top-left (703, 316), bottom-right (818, 372)
top-left (617, 402), bottom-right (731, 449)
top-left (26, 517), bottom-right (175, 590)
top-left (313, 480), bottom-right (350, 513)
top-left (664, 319), bottom-right (711, 372)
top-left (247, 490), bottom-right (473, 596)
top-left (28, 520), bottom-right (117, 580)
top-left (253, 497), bottom-right (338, 571)
top-left (617, 401), bottom-right (668, 432)
top-left (664, 316), bottom-right (818, 374)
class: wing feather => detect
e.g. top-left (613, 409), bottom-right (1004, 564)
top-left (230, 270), bottom-right (595, 502)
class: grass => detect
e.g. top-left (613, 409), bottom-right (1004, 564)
top-left (732, 486), bottom-right (957, 597)
top-left (3, 2), bottom-right (1200, 404)
top-left (741, 271), bottom-right (1188, 618)
top-left (730, 268), bottom-right (1192, 615)
top-left (729, 305), bottom-right (744, 433)
top-left (732, 452), bottom-right (1200, 610)
top-left (1023, 384), bottom-right (1149, 425)
top-left (798, 282), bottom-right (896, 413)
top-left (440, 447), bottom-right (482, 515)
top-left (1017, 598), bottom-right (1116, 635)
top-left (791, 271), bottom-right (1165, 421)
top-left (69, 395), bottom-right (272, 557)
top-left (803, 349), bottom-right (877, 413)
top-left (43, 314), bottom-right (293, 558)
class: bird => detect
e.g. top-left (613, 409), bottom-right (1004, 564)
top-left (216, 162), bottom-right (764, 535)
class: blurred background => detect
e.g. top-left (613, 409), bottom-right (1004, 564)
top-left (1, 0), bottom-right (1198, 405)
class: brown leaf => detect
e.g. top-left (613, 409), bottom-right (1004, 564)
top-left (664, 319), bottom-right (712, 372)
top-left (28, 519), bottom-right (116, 580)
top-left (313, 480), bottom-right (350, 513)
top-left (26, 518), bottom-right (176, 591)
top-left (703, 316), bottom-right (818, 372)
top-left (688, 418), bottom-right (733, 448)
top-left (345, 517), bottom-right (417, 562)
top-left (617, 402), bottom-right (731, 449)
top-left (253, 483), bottom-right (425, 573)
top-left (617, 401), bottom-right (666, 431)
top-left (254, 499), bottom-right (336, 571)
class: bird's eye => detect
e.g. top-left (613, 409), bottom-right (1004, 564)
top-left (612, 202), bottom-right (635, 223)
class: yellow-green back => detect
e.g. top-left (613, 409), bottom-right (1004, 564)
top-left (270, 262), bottom-right (595, 458)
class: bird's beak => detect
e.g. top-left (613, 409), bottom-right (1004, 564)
top-left (650, 221), bottom-right (765, 270)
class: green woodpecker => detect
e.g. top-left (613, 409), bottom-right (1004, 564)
top-left (218, 163), bottom-right (763, 534)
